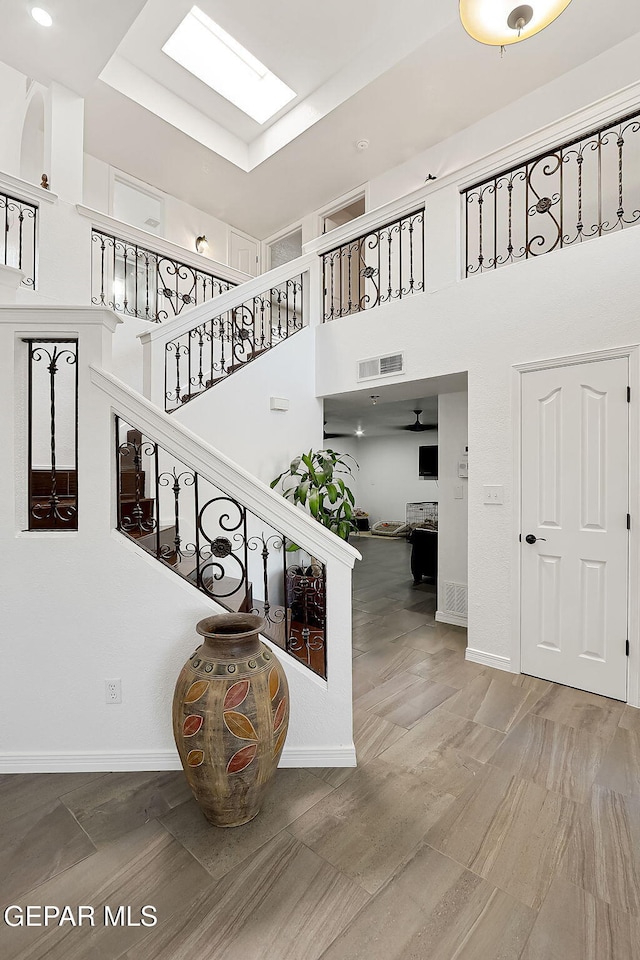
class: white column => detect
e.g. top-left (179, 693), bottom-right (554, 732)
top-left (45, 83), bottom-right (84, 203)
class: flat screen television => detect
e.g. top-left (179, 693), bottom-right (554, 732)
top-left (419, 444), bottom-right (438, 479)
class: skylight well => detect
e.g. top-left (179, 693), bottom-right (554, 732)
top-left (162, 7), bottom-right (296, 125)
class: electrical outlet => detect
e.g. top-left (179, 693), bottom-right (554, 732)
top-left (105, 679), bottom-right (122, 704)
top-left (483, 485), bottom-right (504, 505)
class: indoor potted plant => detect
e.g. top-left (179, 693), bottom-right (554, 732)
top-left (270, 448), bottom-right (359, 542)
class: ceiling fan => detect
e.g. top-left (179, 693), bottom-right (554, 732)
top-left (323, 421), bottom-right (353, 440)
top-left (399, 409), bottom-right (437, 432)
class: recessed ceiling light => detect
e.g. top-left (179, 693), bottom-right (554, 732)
top-left (31, 7), bottom-right (53, 27)
top-left (162, 6), bottom-right (295, 124)
top-left (355, 427), bottom-right (364, 437)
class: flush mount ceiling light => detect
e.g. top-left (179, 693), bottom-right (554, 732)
top-left (163, 6), bottom-right (296, 124)
top-left (31, 7), bottom-right (53, 27)
top-left (459, 0), bottom-right (573, 46)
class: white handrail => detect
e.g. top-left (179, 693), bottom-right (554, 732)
top-left (90, 363), bottom-right (361, 569)
top-left (138, 252), bottom-right (317, 346)
top-left (77, 205), bottom-right (252, 287)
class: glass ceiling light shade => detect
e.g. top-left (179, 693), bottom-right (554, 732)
top-left (459, 0), bottom-right (573, 45)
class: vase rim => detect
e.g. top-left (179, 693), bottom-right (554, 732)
top-left (196, 613), bottom-right (265, 640)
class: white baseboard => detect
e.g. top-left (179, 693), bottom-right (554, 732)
top-left (279, 744), bottom-right (356, 768)
top-left (465, 647), bottom-right (513, 673)
top-left (0, 743), bottom-right (357, 774)
top-left (435, 610), bottom-right (468, 628)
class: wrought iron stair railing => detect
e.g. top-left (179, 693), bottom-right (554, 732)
top-left (91, 227), bottom-right (239, 323)
top-left (163, 272), bottom-right (305, 413)
top-left (1, 188), bottom-right (37, 287)
top-left (114, 413), bottom-right (328, 678)
top-left (464, 105), bottom-right (640, 276)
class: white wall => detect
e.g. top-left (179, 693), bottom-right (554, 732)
top-left (0, 308), bottom-right (356, 771)
top-left (367, 32), bottom-right (640, 210)
top-left (335, 431), bottom-right (438, 525)
top-left (316, 219), bottom-right (640, 675)
top-left (174, 327), bottom-right (323, 485)
top-left (436, 392), bottom-right (468, 624)
top-left (83, 154), bottom-right (253, 268)
top-left (0, 62), bottom-right (27, 178)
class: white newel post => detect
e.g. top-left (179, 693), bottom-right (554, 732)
top-left (425, 183), bottom-right (462, 293)
top-left (0, 264), bottom-right (25, 303)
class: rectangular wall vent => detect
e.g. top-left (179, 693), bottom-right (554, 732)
top-left (357, 353), bottom-right (404, 381)
top-left (442, 581), bottom-right (468, 618)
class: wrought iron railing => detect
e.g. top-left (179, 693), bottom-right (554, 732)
top-left (321, 208), bottom-right (425, 321)
top-left (1, 190), bottom-right (37, 286)
top-left (115, 416), bottom-right (327, 678)
top-left (164, 274), bottom-right (304, 412)
top-left (91, 228), bottom-right (238, 323)
top-left (464, 107), bottom-right (640, 275)
top-left (26, 339), bottom-right (78, 530)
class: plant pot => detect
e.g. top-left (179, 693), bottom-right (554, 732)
top-left (172, 612), bottom-right (289, 827)
top-left (355, 517), bottom-right (370, 531)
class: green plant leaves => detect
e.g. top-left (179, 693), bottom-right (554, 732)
top-left (271, 448), bottom-right (360, 541)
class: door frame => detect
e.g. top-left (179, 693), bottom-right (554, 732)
top-left (511, 345), bottom-right (640, 706)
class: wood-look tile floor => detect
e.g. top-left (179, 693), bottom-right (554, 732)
top-left (1, 536), bottom-right (638, 959)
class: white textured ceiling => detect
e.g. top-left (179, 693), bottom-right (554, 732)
top-left (3, 1), bottom-right (640, 238)
top-left (323, 373), bottom-right (468, 438)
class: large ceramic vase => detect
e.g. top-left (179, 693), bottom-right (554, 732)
top-left (172, 613), bottom-right (289, 827)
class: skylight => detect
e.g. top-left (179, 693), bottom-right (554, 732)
top-left (162, 7), bottom-right (296, 125)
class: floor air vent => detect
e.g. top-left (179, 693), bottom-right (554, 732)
top-left (357, 353), bottom-right (404, 381)
top-left (442, 581), bottom-right (468, 618)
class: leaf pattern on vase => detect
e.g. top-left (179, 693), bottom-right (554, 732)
top-left (186, 749), bottom-right (205, 767)
top-left (184, 680), bottom-right (209, 703)
top-left (224, 679), bottom-right (250, 710)
top-left (224, 710), bottom-right (258, 741)
top-left (227, 743), bottom-right (257, 774)
top-left (273, 697), bottom-right (287, 734)
top-left (269, 667), bottom-right (280, 701)
top-left (273, 728), bottom-right (286, 759)
top-left (183, 715), bottom-right (203, 737)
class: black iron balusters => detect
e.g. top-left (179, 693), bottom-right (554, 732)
top-left (321, 208), bottom-right (425, 321)
top-left (114, 416), bottom-right (327, 678)
top-left (26, 339), bottom-right (78, 530)
top-left (1, 191), bottom-right (37, 287)
top-left (464, 108), bottom-right (640, 276)
top-left (91, 229), bottom-right (238, 323)
top-left (164, 274), bottom-right (304, 412)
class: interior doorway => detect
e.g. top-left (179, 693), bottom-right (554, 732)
top-left (520, 354), bottom-right (631, 700)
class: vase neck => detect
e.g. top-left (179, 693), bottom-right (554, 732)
top-left (201, 633), bottom-right (261, 660)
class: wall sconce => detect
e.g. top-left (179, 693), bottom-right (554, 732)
top-left (195, 235), bottom-right (208, 254)
top-left (459, 0), bottom-right (573, 46)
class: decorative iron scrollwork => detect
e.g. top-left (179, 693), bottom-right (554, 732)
top-left (27, 340), bottom-right (78, 530)
top-left (164, 275), bottom-right (305, 413)
top-left (114, 416), bottom-right (326, 677)
top-left (465, 107), bottom-right (640, 276)
top-left (1, 192), bottom-right (37, 287)
top-left (91, 229), bottom-right (237, 323)
top-left (321, 208), bottom-right (424, 321)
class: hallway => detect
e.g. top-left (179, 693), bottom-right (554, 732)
top-left (1, 536), bottom-right (639, 959)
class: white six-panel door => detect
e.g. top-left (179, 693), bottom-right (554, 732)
top-left (521, 358), bottom-right (629, 700)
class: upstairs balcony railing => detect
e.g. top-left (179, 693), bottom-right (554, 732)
top-left (1, 189), bottom-right (37, 287)
top-left (321, 207), bottom-right (425, 321)
top-left (91, 227), bottom-right (239, 323)
top-left (164, 272), bottom-right (305, 412)
top-left (464, 107), bottom-right (640, 276)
